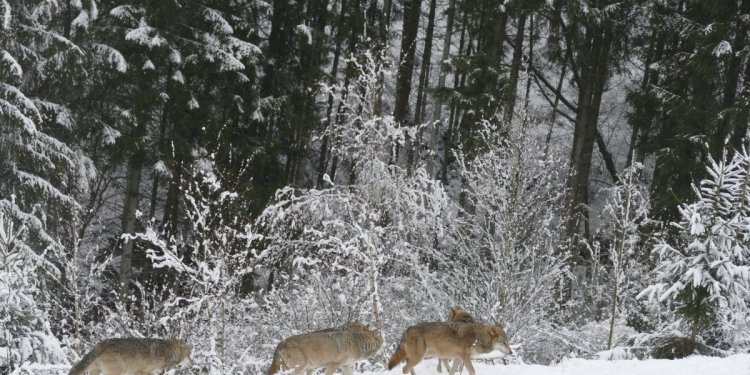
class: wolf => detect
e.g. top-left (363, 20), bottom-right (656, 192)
top-left (437, 307), bottom-right (476, 373)
top-left (267, 323), bottom-right (382, 375)
top-left (387, 322), bottom-right (511, 375)
top-left (69, 337), bottom-right (193, 375)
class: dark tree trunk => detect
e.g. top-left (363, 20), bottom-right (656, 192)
top-left (119, 151), bottom-right (144, 296)
top-left (427, 0), bottom-right (456, 177)
top-left (393, 0), bottom-right (422, 123)
top-left (626, 30), bottom-right (659, 168)
top-left (566, 29), bottom-right (613, 247)
top-left (504, 13), bottom-right (527, 124)
top-left (414, 0), bottom-right (438, 124)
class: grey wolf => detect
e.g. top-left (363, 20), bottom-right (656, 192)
top-left (69, 337), bottom-right (193, 375)
top-left (437, 307), bottom-right (476, 372)
top-left (267, 322), bottom-right (382, 375)
top-left (387, 322), bottom-right (511, 375)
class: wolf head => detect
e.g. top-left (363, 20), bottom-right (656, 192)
top-left (487, 324), bottom-right (512, 355)
top-left (171, 339), bottom-right (194, 368)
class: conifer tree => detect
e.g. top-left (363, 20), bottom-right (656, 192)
top-left (641, 149), bottom-right (750, 352)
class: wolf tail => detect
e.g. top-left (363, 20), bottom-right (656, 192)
top-left (69, 349), bottom-right (97, 375)
top-left (267, 342), bottom-right (285, 375)
top-left (387, 344), bottom-right (407, 370)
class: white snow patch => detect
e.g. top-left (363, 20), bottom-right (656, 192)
top-left (171, 70), bottom-right (185, 83)
top-left (1, 50), bottom-right (22, 80)
top-left (376, 354), bottom-right (750, 375)
top-left (142, 59), bottom-right (155, 71)
top-left (1, 0), bottom-right (10, 30)
top-left (93, 44), bottom-right (127, 72)
top-left (188, 98), bottom-right (200, 110)
top-left (100, 125), bottom-right (121, 145)
top-left (71, 10), bottom-right (89, 31)
top-left (153, 160), bottom-right (172, 178)
top-left (296, 24), bottom-right (313, 45)
top-left (203, 7), bottom-right (233, 35)
top-left (713, 41), bottom-right (732, 57)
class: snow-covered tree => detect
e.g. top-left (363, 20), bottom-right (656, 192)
top-left (0, 198), bottom-right (67, 372)
top-left (597, 164), bottom-right (651, 349)
top-left (640, 149), bottom-right (750, 351)
top-left (448, 112), bottom-right (570, 344)
top-left (1, 2), bottom-right (94, 369)
top-left (133, 148), bottom-right (259, 374)
top-left (256, 51), bottom-right (457, 341)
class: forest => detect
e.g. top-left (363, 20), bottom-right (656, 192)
top-left (1, 0), bottom-right (749, 373)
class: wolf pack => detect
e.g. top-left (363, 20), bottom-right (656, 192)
top-left (68, 307), bottom-right (511, 375)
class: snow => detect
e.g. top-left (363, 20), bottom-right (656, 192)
top-left (296, 24), bottom-right (313, 45)
top-left (92, 44), bottom-right (127, 73)
top-left (713, 41), bottom-right (732, 57)
top-left (368, 355), bottom-right (750, 375)
top-left (203, 7), bottom-right (233, 35)
top-left (188, 97), bottom-right (200, 110)
top-left (1, 50), bottom-right (22, 80)
top-left (1, 0), bottom-right (10, 30)
top-left (71, 10), bottom-right (89, 31)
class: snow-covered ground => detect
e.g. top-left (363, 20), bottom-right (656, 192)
top-left (368, 355), bottom-right (750, 375)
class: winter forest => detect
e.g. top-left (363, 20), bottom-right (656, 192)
top-left (2, 0), bottom-right (750, 373)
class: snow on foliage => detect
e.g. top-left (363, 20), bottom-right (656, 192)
top-left (71, 10), bottom-right (89, 31)
top-left (109, 4), bottom-right (144, 22)
top-left (712, 40), bottom-right (732, 57)
top-left (640, 148), bottom-right (750, 348)
top-left (203, 7), bottom-right (233, 35)
top-left (0, 197), bottom-right (68, 371)
top-left (125, 18), bottom-right (166, 48)
top-left (0, 0), bottom-right (9, 30)
top-left (590, 164), bottom-right (652, 350)
top-left (92, 44), bottom-right (127, 72)
top-left (448, 113), bottom-right (570, 345)
top-left (1, 50), bottom-right (22, 82)
top-left (295, 24), bottom-right (313, 45)
top-left (132, 150), bottom-right (260, 374)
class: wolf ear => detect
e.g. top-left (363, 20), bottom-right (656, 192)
top-left (450, 307), bottom-right (460, 320)
top-left (488, 329), bottom-right (498, 338)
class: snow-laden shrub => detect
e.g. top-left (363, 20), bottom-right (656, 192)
top-left (254, 51), bottom-right (458, 367)
top-left (80, 149), bottom-right (263, 374)
top-left (582, 164), bottom-right (652, 349)
top-left (446, 116), bottom-right (570, 349)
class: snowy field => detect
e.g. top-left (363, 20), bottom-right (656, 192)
top-left (369, 355), bottom-right (750, 375)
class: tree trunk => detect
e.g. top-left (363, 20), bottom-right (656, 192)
top-left (393, 0), bottom-right (422, 123)
top-left (440, 16), bottom-right (468, 184)
top-left (414, 0), bottom-right (437, 124)
top-left (720, 0), bottom-right (749, 153)
top-left (543, 61), bottom-right (567, 159)
top-left (427, 0), bottom-right (456, 177)
top-left (566, 29), bottom-right (613, 247)
top-left (626, 29), bottom-right (659, 168)
top-left (119, 152), bottom-right (143, 296)
top-left (504, 13), bottom-right (527, 124)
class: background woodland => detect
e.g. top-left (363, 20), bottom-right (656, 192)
top-left (1, 0), bottom-right (749, 373)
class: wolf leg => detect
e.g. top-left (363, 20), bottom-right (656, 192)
top-left (457, 354), bottom-right (475, 375)
top-left (402, 352), bottom-right (424, 375)
top-left (341, 365), bottom-right (354, 375)
top-left (447, 358), bottom-right (460, 375)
